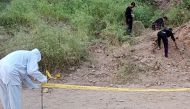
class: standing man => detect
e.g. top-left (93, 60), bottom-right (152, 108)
top-left (152, 16), bottom-right (168, 30)
top-left (125, 2), bottom-right (136, 35)
top-left (0, 48), bottom-right (47, 109)
top-left (157, 28), bottom-right (178, 58)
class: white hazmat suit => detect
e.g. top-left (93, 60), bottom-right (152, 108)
top-left (0, 48), bottom-right (47, 109)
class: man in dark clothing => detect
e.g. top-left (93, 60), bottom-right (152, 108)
top-left (125, 2), bottom-right (136, 34)
top-left (157, 28), bottom-right (178, 57)
top-left (152, 16), bottom-right (168, 30)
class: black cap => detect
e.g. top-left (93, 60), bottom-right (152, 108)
top-left (168, 28), bottom-right (175, 34)
top-left (131, 2), bottom-right (136, 7)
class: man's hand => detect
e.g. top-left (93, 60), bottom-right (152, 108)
top-left (175, 45), bottom-right (179, 50)
top-left (174, 42), bottom-right (179, 50)
top-left (131, 14), bottom-right (135, 18)
top-left (32, 84), bottom-right (41, 89)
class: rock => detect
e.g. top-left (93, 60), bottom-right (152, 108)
top-left (130, 49), bottom-right (135, 52)
top-left (43, 88), bottom-right (50, 93)
top-left (145, 84), bottom-right (152, 87)
top-left (109, 84), bottom-right (114, 87)
top-left (113, 54), bottom-right (122, 58)
top-left (89, 80), bottom-right (96, 84)
top-left (76, 69), bottom-right (80, 72)
top-left (133, 21), bottom-right (145, 36)
top-left (69, 67), bottom-right (75, 71)
top-left (96, 49), bottom-right (102, 53)
top-left (88, 64), bottom-right (95, 68)
top-left (153, 61), bottom-right (161, 70)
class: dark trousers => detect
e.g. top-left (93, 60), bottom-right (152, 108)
top-left (152, 23), bottom-right (161, 30)
top-left (157, 32), bottom-right (168, 57)
top-left (126, 17), bottom-right (133, 34)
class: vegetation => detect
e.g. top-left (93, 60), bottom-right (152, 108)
top-left (166, 1), bottom-right (190, 26)
top-left (0, 0), bottom-right (189, 72)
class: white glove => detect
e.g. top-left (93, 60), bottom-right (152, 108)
top-left (31, 71), bottom-right (48, 83)
top-left (32, 84), bottom-right (41, 89)
top-left (132, 14), bottom-right (135, 18)
top-left (40, 76), bottom-right (48, 83)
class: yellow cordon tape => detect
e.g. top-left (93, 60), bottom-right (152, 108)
top-left (42, 83), bottom-right (190, 92)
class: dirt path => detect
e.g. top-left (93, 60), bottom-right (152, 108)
top-left (1, 88), bottom-right (190, 109)
top-left (21, 89), bottom-right (190, 109)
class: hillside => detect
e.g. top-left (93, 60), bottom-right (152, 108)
top-left (61, 22), bottom-right (190, 88)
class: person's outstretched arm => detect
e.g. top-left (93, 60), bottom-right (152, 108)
top-left (27, 54), bottom-right (47, 83)
top-left (171, 33), bottom-right (178, 49)
top-left (23, 76), bottom-right (40, 89)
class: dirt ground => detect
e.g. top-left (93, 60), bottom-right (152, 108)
top-left (17, 89), bottom-right (190, 109)
top-left (1, 89), bottom-right (190, 109)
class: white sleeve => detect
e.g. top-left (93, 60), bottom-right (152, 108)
top-left (23, 76), bottom-right (40, 89)
top-left (27, 54), bottom-right (47, 83)
top-left (30, 71), bottom-right (47, 83)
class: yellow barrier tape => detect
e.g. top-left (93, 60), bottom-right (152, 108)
top-left (45, 70), bottom-right (54, 79)
top-left (42, 83), bottom-right (190, 92)
top-left (45, 70), bottom-right (62, 80)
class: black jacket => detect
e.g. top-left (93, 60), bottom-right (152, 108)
top-left (125, 6), bottom-right (132, 19)
top-left (159, 28), bottom-right (175, 42)
top-left (153, 18), bottom-right (164, 27)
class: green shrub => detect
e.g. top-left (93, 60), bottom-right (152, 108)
top-left (0, 0), bottom-right (38, 26)
top-left (0, 24), bottom-right (88, 71)
top-left (134, 4), bottom-right (154, 27)
top-left (0, 2), bottom-right (7, 11)
top-left (182, 0), bottom-right (190, 10)
top-left (150, 10), bottom-right (164, 22)
top-left (71, 11), bottom-right (94, 31)
top-left (166, 6), bottom-right (190, 26)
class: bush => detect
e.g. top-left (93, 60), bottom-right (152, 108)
top-left (166, 6), bottom-right (190, 26)
top-left (182, 0), bottom-right (190, 10)
top-left (0, 24), bottom-right (88, 71)
top-left (0, 0), bottom-right (38, 26)
top-left (134, 4), bottom-right (154, 27)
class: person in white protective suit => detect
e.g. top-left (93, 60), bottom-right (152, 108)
top-left (0, 48), bottom-right (47, 109)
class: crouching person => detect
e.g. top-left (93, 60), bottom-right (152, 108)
top-left (157, 28), bottom-right (178, 57)
top-left (0, 48), bottom-right (47, 109)
top-left (152, 16), bottom-right (168, 30)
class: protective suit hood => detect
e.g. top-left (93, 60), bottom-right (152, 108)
top-left (31, 48), bottom-right (41, 62)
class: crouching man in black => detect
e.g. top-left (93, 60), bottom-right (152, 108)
top-left (152, 16), bottom-right (168, 30)
top-left (157, 28), bottom-right (178, 57)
